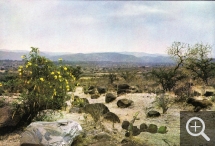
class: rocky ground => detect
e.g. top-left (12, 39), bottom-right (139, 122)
top-left (0, 86), bottom-right (214, 146)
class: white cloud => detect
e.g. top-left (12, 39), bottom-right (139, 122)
top-left (0, 1), bottom-right (214, 57)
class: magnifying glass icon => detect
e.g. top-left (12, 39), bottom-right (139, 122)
top-left (186, 117), bottom-right (210, 141)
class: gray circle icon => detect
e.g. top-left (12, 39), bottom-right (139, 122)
top-left (186, 117), bottom-right (210, 141)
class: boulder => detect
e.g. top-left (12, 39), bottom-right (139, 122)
top-left (93, 132), bottom-right (111, 141)
top-left (118, 84), bottom-right (130, 90)
top-left (140, 123), bottom-right (148, 132)
top-left (147, 124), bottom-right (157, 133)
top-left (129, 86), bottom-right (140, 93)
top-left (117, 89), bottom-right (127, 95)
top-left (117, 99), bottom-right (133, 108)
top-left (97, 86), bottom-right (106, 94)
top-left (82, 103), bottom-right (109, 122)
top-left (0, 105), bottom-right (22, 128)
top-left (91, 94), bottom-right (100, 99)
top-left (103, 112), bottom-right (120, 123)
top-left (20, 120), bottom-right (82, 146)
top-left (204, 91), bottom-right (214, 97)
top-left (69, 107), bottom-right (81, 113)
top-left (187, 98), bottom-right (213, 112)
top-left (87, 89), bottom-right (96, 95)
top-left (132, 126), bottom-right (141, 136)
top-left (105, 93), bottom-right (116, 103)
top-left (122, 120), bottom-right (130, 130)
top-left (147, 111), bottom-right (161, 117)
top-left (88, 86), bottom-right (95, 90)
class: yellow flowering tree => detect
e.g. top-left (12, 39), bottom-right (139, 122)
top-left (18, 47), bottom-right (75, 120)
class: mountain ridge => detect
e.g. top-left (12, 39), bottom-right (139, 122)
top-left (0, 50), bottom-right (174, 64)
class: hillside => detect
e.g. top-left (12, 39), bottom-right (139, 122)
top-left (0, 50), bottom-right (174, 64)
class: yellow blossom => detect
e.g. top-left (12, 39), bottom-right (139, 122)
top-left (58, 58), bottom-right (63, 61)
top-left (54, 75), bottom-right (57, 79)
top-left (58, 75), bottom-right (62, 78)
top-left (66, 85), bottom-right (69, 89)
top-left (0, 83), bottom-right (2, 87)
top-left (19, 73), bottom-right (22, 76)
top-left (40, 78), bottom-right (44, 81)
top-left (67, 88), bottom-right (70, 91)
top-left (21, 55), bottom-right (25, 59)
top-left (18, 69), bottom-right (22, 72)
top-left (51, 72), bottom-right (55, 75)
top-left (27, 81), bottom-right (30, 84)
top-left (27, 62), bottom-right (32, 66)
top-left (19, 66), bottom-right (23, 69)
top-left (57, 71), bottom-right (60, 75)
top-left (29, 71), bottom-right (32, 74)
top-left (53, 89), bottom-right (56, 95)
top-left (26, 65), bottom-right (28, 68)
top-left (64, 67), bottom-right (67, 71)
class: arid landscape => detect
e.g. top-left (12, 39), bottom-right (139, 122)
top-left (1, 1), bottom-right (215, 146)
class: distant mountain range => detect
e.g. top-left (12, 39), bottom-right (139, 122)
top-left (0, 50), bottom-right (174, 64)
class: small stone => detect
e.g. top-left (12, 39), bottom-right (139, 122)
top-left (147, 111), bottom-right (161, 117)
top-left (140, 123), bottom-right (148, 132)
top-left (117, 99), bottom-right (133, 108)
top-left (122, 121), bottom-right (130, 130)
top-left (91, 94), bottom-right (100, 99)
top-left (105, 93), bottom-right (116, 103)
top-left (132, 126), bottom-right (141, 136)
top-left (147, 124), bottom-right (158, 133)
top-left (93, 132), bottom-right (111, 140)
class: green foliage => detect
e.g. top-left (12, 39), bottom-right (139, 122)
top-left (18, 47), bottom-right (75, 120)
top-left (154, 94), bottom-right (171, 114)
top-left (150, 68), bottom-right (186, 91)
top-left (70, 66), bottom-right (83, 80)
top-left (158, 126), bottom-right (168, 134)
top-left (108, 73), bottom-right (118, 84)
top-left (0, 98), bottom-right (6, 108)
top-left (168, 42), bottom-right (215, 85)
top-left (33, 110), bottom-right (63, 122)
top-left (120, 71), bottom-right (136, 83)
top-left (128, 112), bottom-right (139, 138)
top-left (185, 43), bottom-right (215, 85)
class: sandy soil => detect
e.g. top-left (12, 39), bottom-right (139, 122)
top-left (0, 86), bottom-right (213, 146)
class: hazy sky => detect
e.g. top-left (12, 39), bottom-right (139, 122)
top-left (1, 1), bottom-right (215, 56)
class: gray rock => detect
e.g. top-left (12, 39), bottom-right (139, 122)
top-left (97, 86), bottom-right (106, 94)
top-left (147, 124), bottom-right (157, 133)
top-left (147, 111), bottom-right (161, 117)
top-left (20, 120), bottom-right (82, 146)
top-left (118, 84), bottom-right (130, 90)
top-left (122, 120), bottom-right (130, 130)
top-left (88, 86), bottom-right (95, 90)
top-left (187, 98), bottom-right (212, 112)
top-left (91, 94), bottom-right (100, 99)
top-left (204, 91), bottom-right (214, 97)
top-left (140, 123), bottom-right (148, 132)
top-left (132, 126), bottom-right (141, 136)
top-left (103, 112), bottom-right (120, 123)
top-left (105, 93), bottom-right (116, 103)
top-left (0, 105), bottom-right (22, 128)
top-left (82, 103), bottom-right (109, 122)
top-left (117, 99), bottom-right (133, 108)
top-left (93, 132), bottom-right (111, 140)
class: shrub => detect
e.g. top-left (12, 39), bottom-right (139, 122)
top-left (17, 47), bottom-right (75, 121)
top-left (154, 94), bottom-right (171, 114)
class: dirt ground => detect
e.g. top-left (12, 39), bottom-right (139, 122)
top-left (0, 86), bottom-right (213, 146)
